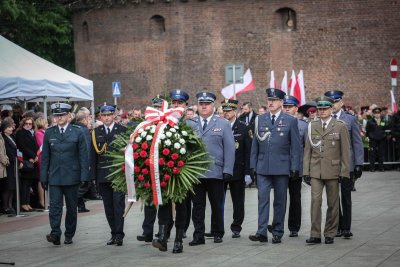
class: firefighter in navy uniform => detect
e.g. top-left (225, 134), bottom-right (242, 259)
top-left (221, 99), bottom-right (252, 238)
top-left (40, 103), bottom-right (89, 245)
top-left (92, 104), bottom-right (127, 246)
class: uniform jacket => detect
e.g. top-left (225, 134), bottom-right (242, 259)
top-left (238, 111), bottom-right (257, 139)
top-left (297, 118), bottom-right (308, 176)
top-left (40, 124), bottom-right (89, 185)
top-left (91, 123), bottom-right (127, 184)
top-left (303, 119), bottom-right (351, 180)
top-left (250, 111), bottom-right (300, 176)
top-left (231, 119), bottom-right (252, 180)
top-left (366, 117), bottom-right (387, 141)
top-left (338, 111), bottom-right (364, 170)
top-left (16, 128), bottom-right (38, 179)
top-left (188, 115), bottom-right (235, 179)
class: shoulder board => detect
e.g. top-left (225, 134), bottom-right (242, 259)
top-left (336, 119), bottom-right (346, 124)
top-left (72, 124), bottom-right (81, 128)
top-left (187, 118), bottom-right (197, 123)
top-left (238, 120), bottom-right (247, 126)
top-left (310, 120), bottom-right (320, 124)
top-left (47, 125), bottom-right (57, 129)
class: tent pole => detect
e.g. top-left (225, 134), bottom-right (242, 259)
top-left (91, 101), bottom-right (95, 128)
top-left (43, 97), bottom-right (49, 212)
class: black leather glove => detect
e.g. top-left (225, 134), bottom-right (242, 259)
top-left (80, 181), bottom-right (89, 187)
top-left (303, 175), bottom-right (311, 186)
top-left (223, 173), bottom-right (233, 181)
top-left (338, 176), bottom-right (343, 183)
top-left (250, 168), bottom-right (256, 178)
top-left (290, 170), bottom-right (300, 181)
top-left (41, 182), bottom-right (48, 191)
top-left (354, 165), bottom-right (363, 179)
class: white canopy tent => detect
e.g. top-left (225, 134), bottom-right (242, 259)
top-left (0, 35), bottom-right (94, 115)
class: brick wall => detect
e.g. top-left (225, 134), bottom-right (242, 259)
top-left (72, 0), bottom-right (400, 111)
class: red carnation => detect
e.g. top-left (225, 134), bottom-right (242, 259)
top-left (142, 168), bottom-right (149, 175)
top-left (164, 174), bottom-right (171, 181)
top-left (177, 160), bottom-right (185, 167)
top-left (121, 165), bottom-right (125, 172)
top-left (171, 153), bottom-right (179, 160)
top-left (134, 166), bottom-right (140, 173)
top-left (144, 182), bottom-right (150, 188)
top-left (160, 181), bottom-right (167, 187)
top-left (167, 161), bottom-right (175, 168)
top-left (132, 143), bottom-right (138, 150)
top-left (140, 150), bottom-right (148, 158)
top-left (134, 152), bottom-right (139, 159)
top-left (137, 175), bottom-right (145, 181)
top-left (162, 148), bottom-right (170, 156)
top-left (145, 159), bottom-right (150, 166)
top-left (141, 142), bottom-right (149, 150)
top-left (159, 158), bottom-right (165, 165)
top-left (173, 167), bottom-right (181, 174)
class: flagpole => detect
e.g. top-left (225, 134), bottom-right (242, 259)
top-left (233, 66), bottom-right (236, 100)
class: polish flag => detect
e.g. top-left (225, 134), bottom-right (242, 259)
top-left (221, 69), bottom-right (256, 99)
top-left (17, 149), bottom-right (23, 162)
top-left (292, 70), bottom-right (306, 106)
top-left (391, 90), bottom-right (398, 113)
top-left (280, 71), bottom-right (288, 94)
top-left (269, 70), bottom-right (276, 88)
top-left (288, 70), bottom-right (296, 97)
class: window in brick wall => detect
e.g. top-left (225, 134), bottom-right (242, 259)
top-left (150, 15), bottom-right (166, 38)
top-left (82, 21), bottom-right (89, 42)
top-left (276, 8), bottom-right (296, 32)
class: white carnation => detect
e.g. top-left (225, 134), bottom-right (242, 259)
top-left (135, 137), bottom-right (142, 143)
top-left (138, 128), bottom-right (144, 133)
top-left (159, 133), bottom-right (166, 140)
top-left (180, 148), bottom-right (186, 154)
top-left (179, 138), bottom-right (185, 144)
top-left (174, 125), bottom-right (179, 129)
top-left (170, 128), bottom-right (177, 133)
top-left (181, 131), bottom-right (188, 136)
top-left (146, 135), bottom-right (153, 141)
top-left (165, 140), bottom-right (172, 146)
top-left (141, 131), bottom-right (147, 137)
top-left (174, 143), bottom-right (181, 149)
top-left (150, 127), bottom-right (156, 134)
top-left (166, 131), bottom-right (172, 137)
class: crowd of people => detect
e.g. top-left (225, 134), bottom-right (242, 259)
top-left (0, 88), bottom-right (400, 252)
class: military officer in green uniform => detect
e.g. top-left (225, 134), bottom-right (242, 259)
top-left (40, 103), bottom-right (89, 245)
top-left (303, 97), bottom-right (351, 245)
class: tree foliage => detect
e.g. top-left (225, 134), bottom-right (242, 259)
top-left (0, 0), bottom-right (75, 71)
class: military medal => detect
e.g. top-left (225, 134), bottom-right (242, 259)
top-left (332, 141), bottom-right (335, 146)
top-left (280, 132), bottom-right (284, 136)
top-left (277, 127), bottom-right (281, 131)
top-left (235, 141), bottom-right (239, 149)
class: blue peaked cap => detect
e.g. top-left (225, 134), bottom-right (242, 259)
top-left (170, 89), bottom-right (189, 102)
top-left (100, 105), bottom-right (116, 114)
top-left (324, 90), bottom-right (344, 101)
top-left (196, 91), bottom-right (216, 103)
top-left (283, 95), bottom-right (299, 106)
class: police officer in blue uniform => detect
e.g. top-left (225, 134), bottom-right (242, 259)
top-left (324, 90), bottom-right (363, 238)
top-left (41, 103), bottom-right (89, 245)
top-left (249, 88), bottom-right (301, 244)
top-left (282, 95), bottom-right (308, 237)
top-left (92, 105), bottom-right (127, 246)
top-left (221, 99), bottom-right (252, 238)
top-left (187, 92), bottom-right (235, 246)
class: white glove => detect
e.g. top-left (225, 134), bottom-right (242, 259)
top-left (245, 175), bottom-right (252, 185)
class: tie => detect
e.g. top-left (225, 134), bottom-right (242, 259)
top-left (271, 115), bottom-right (276, 125)
top-left (333, 114), bottom-right (337, 119)
top-left (323, 122), bottom-right (327, 131)
top-left (202, 119), bottom-right (208, 131)
top-left (107, 127), bottom-right (111, 135)
top-left (60, 127), bottom-right (64, 135)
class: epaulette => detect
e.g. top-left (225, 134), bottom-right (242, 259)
top-left (47, 125), bottom-right (57, 129)
top-left (336, 119), bottom-right (346, 124)
top-left (72, 124), bottom-right (81, 128)
top-left (238, 120), bottom-right (247, 126)
top-left (187, 118), bottom-right (197, 123)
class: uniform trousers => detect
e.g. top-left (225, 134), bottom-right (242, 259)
top-left (257, 174), bottom-right (288, 237)
top-left (49, 184), bottom-right (79, 239)
top-left (310, 178), bottom-right (339, 238)
top-left (369, 139), bottom-right (385, 168)
top-left (158, 200), bottom-right (187, 229)
top-left (98, 183), bottom-right (125, 239)
top-left (224, 179), bottom-right (245, 233)
top-left (192, 178), bottom-right (224, 239)
top-left (288, 178), bottom-right (302, 232)
top-left (338, 175), bottom-right (354, 231)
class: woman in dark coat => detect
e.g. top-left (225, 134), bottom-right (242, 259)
top-left (15, 117), bottom-right (38, 212)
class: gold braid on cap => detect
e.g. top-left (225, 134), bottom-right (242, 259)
top-left (92, 130), bottom-right (107, 154)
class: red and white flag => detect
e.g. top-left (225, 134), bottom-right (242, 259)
top-left (288, 70), bottom-right (296, 97)
top-left (292, 70), bottom-right (306, 106)
top-left (280, 71), bottom-right (288, 94)
top-left (269, 70), bottom-right (276, 88)
top-left (221, 69), bottom-right (256, 99)
top-left (391, 90), bottom-right (398, 113)
top-left (17, 149), bottom-right (23, 162)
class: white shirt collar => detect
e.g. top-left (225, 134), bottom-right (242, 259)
top-left (333, 110), bottom-right (342, 118)
top-left (230, 119), bottom-right (236, 128)
top-left (321, 117), bottom-right (332, 128)
top-left (104, 122), bottom-right (115, 132)
top-left (270, 110), bottom-right (281, 120)
top-left (58, 123), bottom-right (69, 133)
top-left (201, 115), bottom-right (213, 124)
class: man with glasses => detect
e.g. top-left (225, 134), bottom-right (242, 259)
top-left (303, 97), bottom-right (351, 245)
top-left (40, 103), bottom-right (89, 245)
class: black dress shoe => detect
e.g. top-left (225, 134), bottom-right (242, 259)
top-left (46, 234), bottom-right (61, 245)
top-left (107, 238), bottom-right (116, 245)
top-left (78, 207), bottom-right (90, 213)
top-left (137, 234), bottom-right (153, 242)
top-left (189, 238), bottom-right (205, 246)
top-left (249, 234), bottom-right (268, 242)
top-left (64, 238), bottom-right (73, 245)
top-left (325, 237), bottom-right (334, 244)
top-left (214, 236), bottom-right (223, 243)
top-left (115, 237), bottom-right (123, 246)
top-left (267, 225), bottom-right (273, 233)
top-left (272, 235), bottom-right (282, 244)
top-left (204, 232), bottom-right (214, 238)
top-left (335, 230), bottom-right (342, 237)
top-left (289, 231), bottom-right (298, 237)
top-left (342, 230), bottom-right (353, 239)
top-left (351, 186), bottom-right (356, 192)
top-left (232, 231), bottom-right (241, 238)
top-left (306, 237), bottom-right (321, 244)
